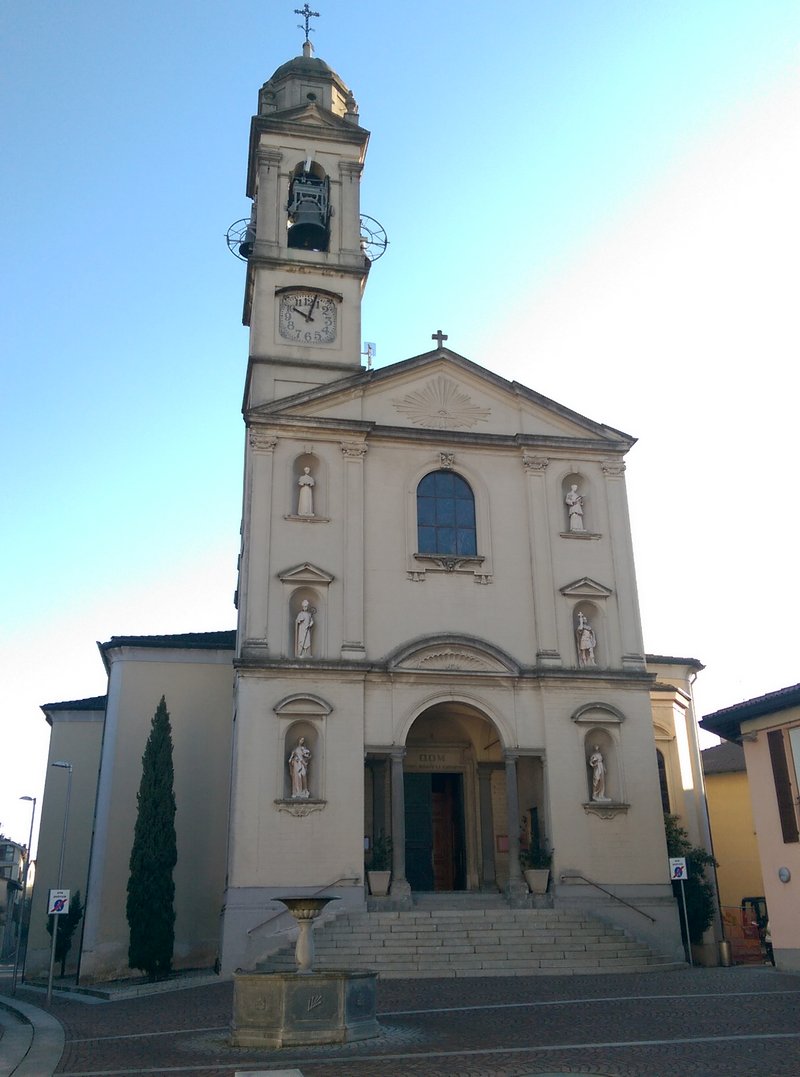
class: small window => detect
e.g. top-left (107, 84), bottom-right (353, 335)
top-left (417, 471), bottom-right (477, 556)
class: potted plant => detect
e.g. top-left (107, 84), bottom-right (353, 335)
top-left (520, 844), bottom-right (552, 895)
top-left (367, 831), bottom-right (392, 896)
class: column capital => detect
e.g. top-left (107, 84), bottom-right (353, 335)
top-left (389, 746), bottom-right (406, 763)
top-left (341, 440), bottom-right (367, 459)
top-left (257, 147), bottom-right (283, 170)
top-left (503, 749), bottom-right (520, 764)
top-left (522, 453), bottom-right (549, 473)
top-left (338, 159), bottom-right (363, 179)
top-left (601, 458), bottom-right (626, 476)
top-left (249, 429), bottom-right (278, 452)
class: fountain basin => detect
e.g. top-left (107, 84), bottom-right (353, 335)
top-left (230, 968), bottom-right (379, 1047)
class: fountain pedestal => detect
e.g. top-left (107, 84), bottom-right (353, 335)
top-left (230, 895), bottom-right (379, 1048)
top-left (231, 968), bottom-right (379, 1047)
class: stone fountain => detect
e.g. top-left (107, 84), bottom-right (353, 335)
top-left (230, 895), bottom-right (379, 1048)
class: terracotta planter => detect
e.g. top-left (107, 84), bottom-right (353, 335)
top-left (367, 870), bottom-right (392, 897)
top-left (524, 868), bottom-right (550, 894)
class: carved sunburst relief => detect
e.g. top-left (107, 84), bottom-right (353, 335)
top-left (393, 377), bottom-right (491, 430)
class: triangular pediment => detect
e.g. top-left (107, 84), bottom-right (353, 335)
top-left (255, 103), bottom-right (369, 139)
top-left (278, 562), bottom-right (334, 585)
top-left (559, 577), bottom-right (613, 598)
top-left (253, 350), bottom-right (634, 448)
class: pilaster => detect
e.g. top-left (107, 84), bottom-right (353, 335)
top-left (240, 430), bottom-right (278, 655)
top-left (522, 454), bottom-right (561, 665)
top-left (340, 440), bottom-right (367, 658)
top-left (601, 459), bottom-right (646, 670)
top-left (254, 147), bottom-right (283, 257)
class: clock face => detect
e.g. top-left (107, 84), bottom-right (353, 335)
top-left (278, 291), bottom-right (337, 344)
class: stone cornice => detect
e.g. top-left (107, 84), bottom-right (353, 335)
top-left (233, 655), bottom-right (655, 688)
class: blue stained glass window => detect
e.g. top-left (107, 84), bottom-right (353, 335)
top-left (417, 471), bottom-right (477, 556)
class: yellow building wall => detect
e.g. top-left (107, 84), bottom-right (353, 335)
top-left (704, 769), bottom-right (764, 911)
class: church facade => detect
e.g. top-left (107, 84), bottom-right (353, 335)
top-left (28, 40), bottom-right (712, 983)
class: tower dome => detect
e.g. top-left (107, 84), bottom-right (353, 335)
top-left (258, 41), bottom-right (358, 121)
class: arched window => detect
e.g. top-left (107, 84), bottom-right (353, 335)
top-left (656, 749), bottom-right (671, 813)
top-left (417, 470), bottom-right (476, 556)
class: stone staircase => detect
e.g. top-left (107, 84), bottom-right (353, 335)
top-left (260, 895), bottom-right (683, 979)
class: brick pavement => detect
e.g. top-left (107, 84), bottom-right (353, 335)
top-left (6, 965), bottom-right (800, 1077)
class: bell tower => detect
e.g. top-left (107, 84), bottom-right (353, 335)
top-left (240, 33), bottom-right (371, 408)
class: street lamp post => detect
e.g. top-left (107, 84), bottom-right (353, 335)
top-left (11, 795), bottom-right (37, 995)
top-left (46, 761), bottom-right (73, 1006)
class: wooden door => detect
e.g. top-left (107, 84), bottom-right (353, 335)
top-left (432, 785), bottom-right (455, 890)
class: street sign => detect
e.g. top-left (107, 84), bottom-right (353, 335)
top-left (48, 888), bottom-right (70, 915)
top-left (669, 857), bottom-right (687, 881)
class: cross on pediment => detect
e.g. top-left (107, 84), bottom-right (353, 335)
top-left (432, 329), bottom-right (448, 348)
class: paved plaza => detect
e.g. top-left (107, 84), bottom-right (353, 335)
top-left (3, 965), bottom-right (800, 1076)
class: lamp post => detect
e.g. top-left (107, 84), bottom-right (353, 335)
top-left (11, 795), bottom-right (36, 994)
top-left (46, 761), bottom-right (72, 1006)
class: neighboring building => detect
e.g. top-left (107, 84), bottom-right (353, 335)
top-left (1, 839), bottom-right (25, 960)
top-left (701, 684), bottom-right (800, 972)
top-left (0, 839), bottom-right (24, 884)
top-left (30, 35), bottom-right (715, 983)
top-left (701, 741), bottom-right (764, 912)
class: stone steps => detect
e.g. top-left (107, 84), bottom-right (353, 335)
top-left (260, 905), bottom-right (682, 979)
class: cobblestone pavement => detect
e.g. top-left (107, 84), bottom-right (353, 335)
top-left (9, 965), bottom-right (800, 1077)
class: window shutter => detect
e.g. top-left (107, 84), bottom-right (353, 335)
top-left (767, 729), bottom-right (800, 844)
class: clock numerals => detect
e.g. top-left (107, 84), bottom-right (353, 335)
top-left (279, 292), bottom-right (337, 344)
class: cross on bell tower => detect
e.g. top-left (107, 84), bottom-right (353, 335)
top-left (294, 4), bottom-right (319, 43)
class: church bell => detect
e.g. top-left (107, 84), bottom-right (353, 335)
top-left (287, 172), bottom-right (331, 251)
top-left (238, 213), bottom-right (256, 259)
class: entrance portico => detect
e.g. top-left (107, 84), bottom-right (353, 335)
top-left (366, 701), bottom-right (545, 901)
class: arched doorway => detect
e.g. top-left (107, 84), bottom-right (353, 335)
top-left (402, 702), bottom-right (503, 893)
top-left (365, 701), bottom-right (547, 896)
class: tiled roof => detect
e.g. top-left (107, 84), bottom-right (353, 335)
top-left (100, 630), bottom-right (236, 651)
top-left (645, 654), bottom-right (705, 671)
top-left (41, 695), bottom-right (107, 711)
top-left (702, 740), bottom-right (746, 774)
top-left (700, 683), bottom-right (800, 741)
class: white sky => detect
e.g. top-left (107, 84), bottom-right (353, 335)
top-left (2, 2), bottom-right (798, 847)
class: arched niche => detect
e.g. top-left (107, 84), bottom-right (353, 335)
top-left (289, 588), bottom-right (321, 659)
top-left (290, 452), bottom-right (326, 519)
top-left (583, 728), bottom-right (616, 804)
top-left (559, 470), bottom-right (599, 538)
top-left (573, 601), bottom-right (602, 669)
top-left (282, 720), bottom-right (322, 801)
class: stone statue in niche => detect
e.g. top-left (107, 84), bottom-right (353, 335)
top-left (295, 599), bottom-right (314, 658)
top-left (576, 612), bottom-right (597, 667)
top-left (297, 466), bottom-right (315, 516)
top-left (565, 483), bottom-right (585, 531)
top-left (288, 737), bottom-right (311, 798)
top-left (589, 745), bottom-right (610, 801)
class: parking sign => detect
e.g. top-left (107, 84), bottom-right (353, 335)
top-left (48, 889), bottom-right (70, 915)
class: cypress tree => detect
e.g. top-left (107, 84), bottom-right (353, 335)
top-left (664, 813), bottom-right (718, 945)
top-left (127, 696), bottom-right (177, 978)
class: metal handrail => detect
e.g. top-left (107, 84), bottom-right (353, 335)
top-left (246, 875), bottom-right (360, 936)
top-left (559, 871), bottom-right (656, 923)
